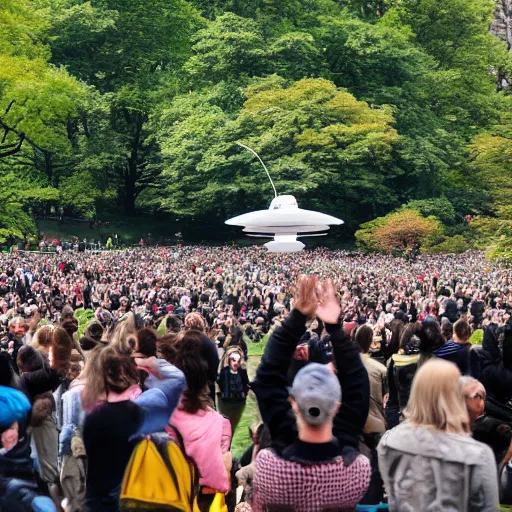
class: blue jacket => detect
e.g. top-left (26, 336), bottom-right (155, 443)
top-left (83, 359), bottom-right (185, 512)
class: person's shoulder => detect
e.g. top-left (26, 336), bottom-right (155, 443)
top-left (365, 355), bottom-right (387, 372)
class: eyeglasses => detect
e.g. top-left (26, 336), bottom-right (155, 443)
top-left (469, 392), bottom-right (486, 401)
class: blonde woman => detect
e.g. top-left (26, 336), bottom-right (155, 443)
top-left (378, 359), bottom-right (499, 511)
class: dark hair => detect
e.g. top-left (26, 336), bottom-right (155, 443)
top-left (61, 317), bottom-right (78, 340)
top-left (355, 324), bottom-right (374, 354)
top-left (399, 322), bottom-right (422, 354)
top-left (453, 319), bottom-right (471, 343)
top-left (173, 330), bottom-right (211, 413)
top-left (17, 346), bottom-right (44, 373)
top-left (85, 321), bottom-right (103, 341)
top-left (51, 327), bottom-right (73, 374)
top-left (137, 328), bottom-right (157, 358)
top-left (384, 319), bottom-right (404, 359)
top-left (419, 318), bottom-right (445, 353)
top-left (441, 318), bottom-right (453, 340)
top-left (166, 315), bottom-right (182, 334)
top-left (61, 305), bottom-right (74, 321)
top-left (157, 333), bottom-right (178, 363)
top-left (503, 327), bottom-right (512, 370)
top-left (102, 346), bottom-right (138, 394)
top-left (473, 416), bottom-right (512, 467)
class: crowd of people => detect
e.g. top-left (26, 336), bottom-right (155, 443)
top-left (0, 245), bottom-right (512, 511)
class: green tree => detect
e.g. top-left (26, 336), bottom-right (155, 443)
top-left (184, 14), bottom-right (267, 86)
top-left (0, 0), bottom-right (85, 170)
top-left (44, 0), bottom-right (201, 214)
top-left (156, 77), bottom-right (400, 228)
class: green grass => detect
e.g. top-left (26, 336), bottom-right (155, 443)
top-left (36, 217), bottom-right (180, 246)
top-left (231, 336), bottom-right (268, 459)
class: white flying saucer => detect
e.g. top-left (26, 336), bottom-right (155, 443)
top-left (226, 195), bottom-right (342, 227)
top-left (226, 143), bottom-right (343, 252)
top-left (226, 195), bottom-right (343, 252)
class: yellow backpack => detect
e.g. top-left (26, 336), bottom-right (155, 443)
top-left (120, 430), bottom-right (197, 512)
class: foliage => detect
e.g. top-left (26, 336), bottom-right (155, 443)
top-left (59, 172), bottom-right (101, 219)
top-left (156, 78), bottom-right (401, 228)
top-left (488, 237), bottom-right (512, 261)
top-left (0, 175), bottom-right (38, 242)
top-left (405, 198), bottom-right (456, 226)
top-left (356, 208), bottom-right (441, 254)
top-left (470, 110), bottom-right (512, 210)
top-left (2, 0), bottom-right (512, 241)
top-left (423, 235), bottom-right (470, 254)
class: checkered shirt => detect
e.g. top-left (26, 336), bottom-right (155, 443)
top-left (250, 448), bottom-right (371, 512)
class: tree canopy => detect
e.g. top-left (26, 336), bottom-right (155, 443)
top-left (1, 0), bottom-right (512, 250)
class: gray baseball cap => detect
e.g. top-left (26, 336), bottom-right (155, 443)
top-left (290, 363), bottom-right (342, 426)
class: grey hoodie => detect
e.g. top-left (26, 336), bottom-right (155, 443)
top-left (378, 422), bottom-right (499, 511)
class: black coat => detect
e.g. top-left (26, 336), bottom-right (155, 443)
top-left (252, 309), bottom-right (369, 454)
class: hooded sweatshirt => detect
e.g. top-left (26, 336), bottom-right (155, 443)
top-left (169, 407), bottom-right (231, 492)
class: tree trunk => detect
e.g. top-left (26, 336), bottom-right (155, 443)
top-left (123, 114), bottom-right (145, 215)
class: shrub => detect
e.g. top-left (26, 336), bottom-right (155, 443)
top-left (356, 208), bottom-right (441, 254)
top-left (424, 235), bottom-right (470, 254)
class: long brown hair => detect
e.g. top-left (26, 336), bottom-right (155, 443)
top-left (173, 330), bottom-right (211, 413)
top-left (81, 345), bottom-right (138, 410)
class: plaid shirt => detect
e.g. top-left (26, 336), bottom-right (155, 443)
top-left (251, 449), bottom-right (371, 512)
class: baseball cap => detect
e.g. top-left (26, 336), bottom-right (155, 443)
top-left (290, 363), bottom-right (341, 426)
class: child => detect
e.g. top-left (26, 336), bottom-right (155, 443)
top-left (218, 347), bottom-right (249, 433)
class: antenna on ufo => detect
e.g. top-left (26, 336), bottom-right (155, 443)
top-left (236, 142), bottom-right (278, 199)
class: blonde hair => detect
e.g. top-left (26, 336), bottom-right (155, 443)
top-left (404, 359), bottom-right (470, 434)
top-left (109, 312), bottom-right (137, 355)
top-left (184, 312), bottom-right (207, 333)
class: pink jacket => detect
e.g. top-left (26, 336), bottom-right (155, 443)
top-left (169, 407), bottom-right (232, 492)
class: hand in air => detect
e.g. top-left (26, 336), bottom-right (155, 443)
top-left (134, 356), bottom-right (159, 376)
top-left (293, 275), bottom-right (319, 317)
top-left (316, 278), bottom-right (342, 325)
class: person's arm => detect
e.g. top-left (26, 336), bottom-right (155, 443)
top-left (316, 279), bottom-right (369, 450)
top-left (22, 365), bottom-right (63, 398)
top-left (470, 444), bottom-right (499, 512)
top-left (221, 416), bottom-right (232, 453)
top-left (327, 322), bottom-right (369, 449)
top-left (252, 308), bottom-right (307, 452)
top-left (240, 368), bottom-right (250, 394)
top-left (385, 359), bottom-right (400, 429)
top-left (201, 334), bottom-right (220, 385)
top-left (59, 389), bottom-right (82, 456)
top-left (135, 358), bottom-right (186, 435)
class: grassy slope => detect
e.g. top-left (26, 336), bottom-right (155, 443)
top-left (231, 336), bottom-right (268, 459)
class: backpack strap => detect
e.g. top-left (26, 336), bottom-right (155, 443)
top-left (152, 435), bottom-right (182, 502)
top-left (167, 424), bottom-right (200, 507)
top-left (167, 423), bottom-right (186, 451)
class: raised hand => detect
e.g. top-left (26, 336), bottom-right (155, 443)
top-left (316, 278), bottom-right (342, 325)
top-left (293, 275), bottom-right (319, 318)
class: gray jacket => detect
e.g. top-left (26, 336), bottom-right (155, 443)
top-left (378, 423), bottom-right (499, 512)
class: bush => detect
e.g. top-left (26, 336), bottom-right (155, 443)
top-left (424, 235), bottom-right (470, 254)
top-left (356, 208), bottom-right (442, 254)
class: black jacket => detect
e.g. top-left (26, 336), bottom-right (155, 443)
top-left (252, 309), bottom-right (369, 455)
